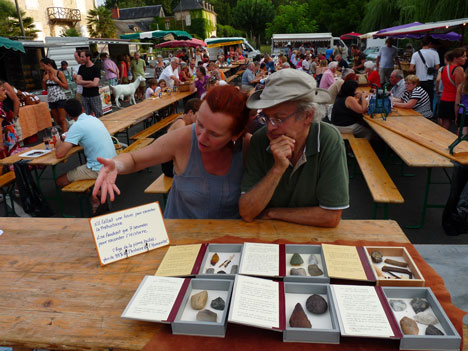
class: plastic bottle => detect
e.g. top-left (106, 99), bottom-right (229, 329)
top-left (51, 126), bottom-right (59, 146)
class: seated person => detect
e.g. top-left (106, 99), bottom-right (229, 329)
top-left (161, 98), bottom-right (202, 177)
top-left (145, 78), bottom-right (160, 99)
top-left (331, 80), bottom-right (375, 140)
top-left (239, 69), bottom-right (349, 227)
top-left (327, 69), bottom-right (356, 104)
top-left (178, 62), bottom-right (191, 82)
top-left (364, 61), bottom-right (381, 88)
top-left (158, 79), bottom-right (168, 92)
top-left (393, 75), bottom-right (433, 118)
top-left (93, 86), bottom-right (251, 219)
top-left (55, 99), bottom-right (116, 212)
top-left (389, 70), bottom-right (406, 99)
top-left (319, 61), bottom-right (338, 90)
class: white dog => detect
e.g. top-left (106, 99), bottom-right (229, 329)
top-left (110, 76), bottom-right (145, 107)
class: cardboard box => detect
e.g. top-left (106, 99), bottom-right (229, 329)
top-left (284, 245), bottom-right (330, 283)
top-left (197, 243), bottom-right (243, 279)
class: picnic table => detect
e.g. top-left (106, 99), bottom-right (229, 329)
top-left (0, 218), bottom-right (465, 351)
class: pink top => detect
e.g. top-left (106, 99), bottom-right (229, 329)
top-left (103, 58), bottom-right (119, 79)
top-left (319, 69), bottom-right (335, 90)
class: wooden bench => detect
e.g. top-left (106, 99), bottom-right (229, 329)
top-left (62, 179), bottom-right (96, 217)
top-left (225, 74), bottom-right (238, 83)
top-left (144, 174), bottom-right (173, 207)
top-left (121, 138), bottom-right (154, 153)
top-left (130, 113), bottom-right (182, 140)
top-left (348, 138), bottom-right (404, 219)
top-left (341, 133), bottom-right (355, 140)
top-left (0, 171), bottom-right (16, 216)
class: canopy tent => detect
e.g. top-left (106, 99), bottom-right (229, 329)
top-left (0, 37), bottom-right (25, 53)
top-left (120, 30), bottom-right (192, 41)
top-left (340, 32), bottom-right (361, 40)
top-left (360, 31), bottom-right (378, 40)
top-left (373, 17), bottom-right (468, 38)
top-left (155, 38), bottom-right (206, 48)
top-left (374, 22), bottom-right (461, 41)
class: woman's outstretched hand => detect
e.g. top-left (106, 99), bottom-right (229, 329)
top-left (92, 157), bottom-right (121, 204)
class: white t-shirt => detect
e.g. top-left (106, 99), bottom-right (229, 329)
top-left (72, 64), bottom-right (83, 94)
top-left (158, 65), bottom-right (179, 89)
top-left (378, 46), bottom-right (398, 69)
top-left (410, 48), bottom-right (440, 81)
top-left (145, 86), bottom-right (161, 99)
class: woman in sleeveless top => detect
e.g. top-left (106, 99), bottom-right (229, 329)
top-left (438, 48), bottom-right (466, 130)
top-left (93, 85), bottom-right (251, 219)
top-left (455, 67), bottom-right (468, 134)
top-left (40, 57), bottom-right (69, 132)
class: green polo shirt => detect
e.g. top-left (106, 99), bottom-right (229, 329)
top-left (241, 122), bottom-right (349, 209)
top-left (131, 58), bottom-right (146, 78)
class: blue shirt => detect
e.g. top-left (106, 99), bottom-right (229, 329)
top-left (65, 113), bottom-right (116, 171)
top-left (325, 48), bottom-right (334, 60)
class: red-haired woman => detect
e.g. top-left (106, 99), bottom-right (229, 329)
top-left (93, 85), bottom-right (251, 219)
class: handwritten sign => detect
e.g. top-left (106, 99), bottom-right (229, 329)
top-left (89, 202), bottom-right (170, 265)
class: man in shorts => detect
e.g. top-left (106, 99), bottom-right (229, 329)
top-left (55, 99), bottom-right (116, 210)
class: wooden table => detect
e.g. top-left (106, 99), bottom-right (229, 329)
top-left (101, 119), bottom-right (136, 136)
top-left (0, 218), bottom-right (417, 351)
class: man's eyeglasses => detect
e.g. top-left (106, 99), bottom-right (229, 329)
top-left (264, 109), bottom-right (300, 127)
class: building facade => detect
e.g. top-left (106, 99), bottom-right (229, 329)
top-left (8, 0), bottom-right (96, 40)
top-left (173, 0), bottom-right (216, 38)
top-left (111, 5), bottom-right (165, 36)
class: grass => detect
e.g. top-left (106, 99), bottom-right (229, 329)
top-left (260, 45), bottom-right (271, 54)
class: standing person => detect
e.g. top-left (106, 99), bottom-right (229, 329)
top-left (409, 37), bottom-right (440, 107)
top-left (72, 50), bottom-right (83, 102)
top-left (125, 55), bottom-right (133, 82)
top-left (325, 45), bottom-right (334, 61)
top-left (131, 52), bottom-right (146, 101)
top-left (117, 55), bottom-right (128, 84)
top-left (455, 68), bottom-right (468, 134)
top-left (93, 86), bottom-right (251, 219)
top-left (100, 53), bottom-right (119, 87)
top-left (154, 55), bottom-right (166, 80)
top-left (376, 38), bottom-right (401, 85)
top-left (438, 48), bottom-right (466, 129)
top-left (76, 50), bottom-right (102, 118)
top-left (351, 45), bottom-right (366, 73)
top-left (59, 61), bottom-right (72, 83)
top-left (40, 58), bottom-right (69, 132)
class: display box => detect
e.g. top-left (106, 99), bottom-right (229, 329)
top-left (283, 283), bottom-right (340, 343)
top-left (197, 243), bottom-right (243, 279)
top-left (364, 246), bottom-right (425, 287)
top-left (284, 245), bottom-right (330, 283)
top-left (382, 286), bottom-right (461, 351)
top-left (171, 278), bottom-right (233, 337)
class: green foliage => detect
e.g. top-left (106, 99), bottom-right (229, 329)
top-left (206, 0), bottom-right (232, 25)
top-left (232, 0), bottom-right (275, 47)
top-left (0, 0), bottom-right (38, 38)
top-left (309, 0), bottom-right (365, 36)
top-left (151, 11), bottom-right (214, 38)
top-left (265, 2), bottom-right (317, 40)
top-left (216, 24), bottom-right (245, 37)
top-left (87, 6), bottom-right (117, 38)
top-left (61, 27), bottom-right (81, 37)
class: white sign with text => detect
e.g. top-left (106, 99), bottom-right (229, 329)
top-left (89, 202), bottom-right (170, 265)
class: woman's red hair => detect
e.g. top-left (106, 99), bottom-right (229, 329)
top-left (204, 85), bottom-right (250, 136)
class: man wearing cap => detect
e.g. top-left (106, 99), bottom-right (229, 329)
top-left (239, 69), bottom-right (349, 227)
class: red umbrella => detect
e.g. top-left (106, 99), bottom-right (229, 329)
top-left (155, 38), bottom-right (206, 48)
top-left (340, 32), bottom-right (362, 40)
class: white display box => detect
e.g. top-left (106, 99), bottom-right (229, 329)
top-left (283, 283), bottom-right (340, 343)
top-left (382, 287), bottom-right (461, 351)
top-left (196, 243), bottom-right (243, 279)
top-left (284, 244), bottom-right (330, 283)
top-left (171, 278), bottom-right (233, 338)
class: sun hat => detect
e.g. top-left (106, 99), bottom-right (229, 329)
top-left (246, 69), bottom-right (331, 109)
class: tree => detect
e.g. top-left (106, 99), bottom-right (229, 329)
top-left (265, 2), bottom-right (317, 40)
top-left (0, 0), bottom-right (39, 38)
top-left (207, 0), bottom-right (232, 25)
top-left (61, 27), bottom-right (81, 37)
top-left (309, 0), bottom-right (365, 36)
top-left (232, 0), bottom-right (274, 47)
top-left (87, 6), bottom-right (117, 38)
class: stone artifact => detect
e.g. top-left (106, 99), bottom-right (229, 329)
top-left (371, 251), bottom-right (383, 263)
top-left (191, 290), bottom-right (208, 310)
top-left (389, 299), bottom-right (407, 312)
top-left (410, 298), bottom-right (430, 313)
top-left (290, 253), bottom-right (304, 266)
top-left (384, 258), bottom-right (408, 267)
top-left (196, 309), bottom-right (217, 322)
top-left (230, 265), bottom-right (238, 274)
top-left (290, 268), bottom-right (307, 276)
top-left (289, 303), bottom-right (312, 328)
top-left (205, 268), bottom-right (215, 274)
top-left (306, 294), bottom-right (328, 314)
top-left (219, 254), bottom-right (235, 268)
top-left (210, 297), bottom-right (225, 310)
top-left (425, 325), bottom-right (444, 335)
top-left (400, 316), bottom-right (419, 335)
top-left (413, 311), bottom-right (438, 325)
top-left (210, 253), bottom-right (219, 265)
top-left (217, 270), bottom-right (226, 274)
top-left (374, 265), bottom-right (385, 278)
top-left (308, 254), bottom-right (318, 265)
top-left (382, 266), bottom-right (413, 278)
top-left (308, 264), bottom-right (323, 276)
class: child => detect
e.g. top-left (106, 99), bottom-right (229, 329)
top-left (158, 79), bottom-right (168, 92)
top-left (145, 79), bottom-right (160, 99)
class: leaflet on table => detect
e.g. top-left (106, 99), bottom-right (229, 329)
top-left (330, 284), bottom-right (401, 339)
top-left (228, 274), bottom-right (285, 331)
top-left (321, 244), bottom-right (375, 282)
top-left (155, 243), bottom-right (206, 277)
top-left (121, 275), bottom-right (188, 323)
top-left (89, 202), bottom-right (169, 265)
top-left (238, 242), bottom-right (285, 277)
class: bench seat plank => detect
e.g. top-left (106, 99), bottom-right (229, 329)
top-left (144, 174), bottom-right (173, 194)
top-left (122, 138), bottom-right (154, 153)
top-left (130, 113), bottom-right (182, 140)
top-left (62, 179), bottom-right (96, 193)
